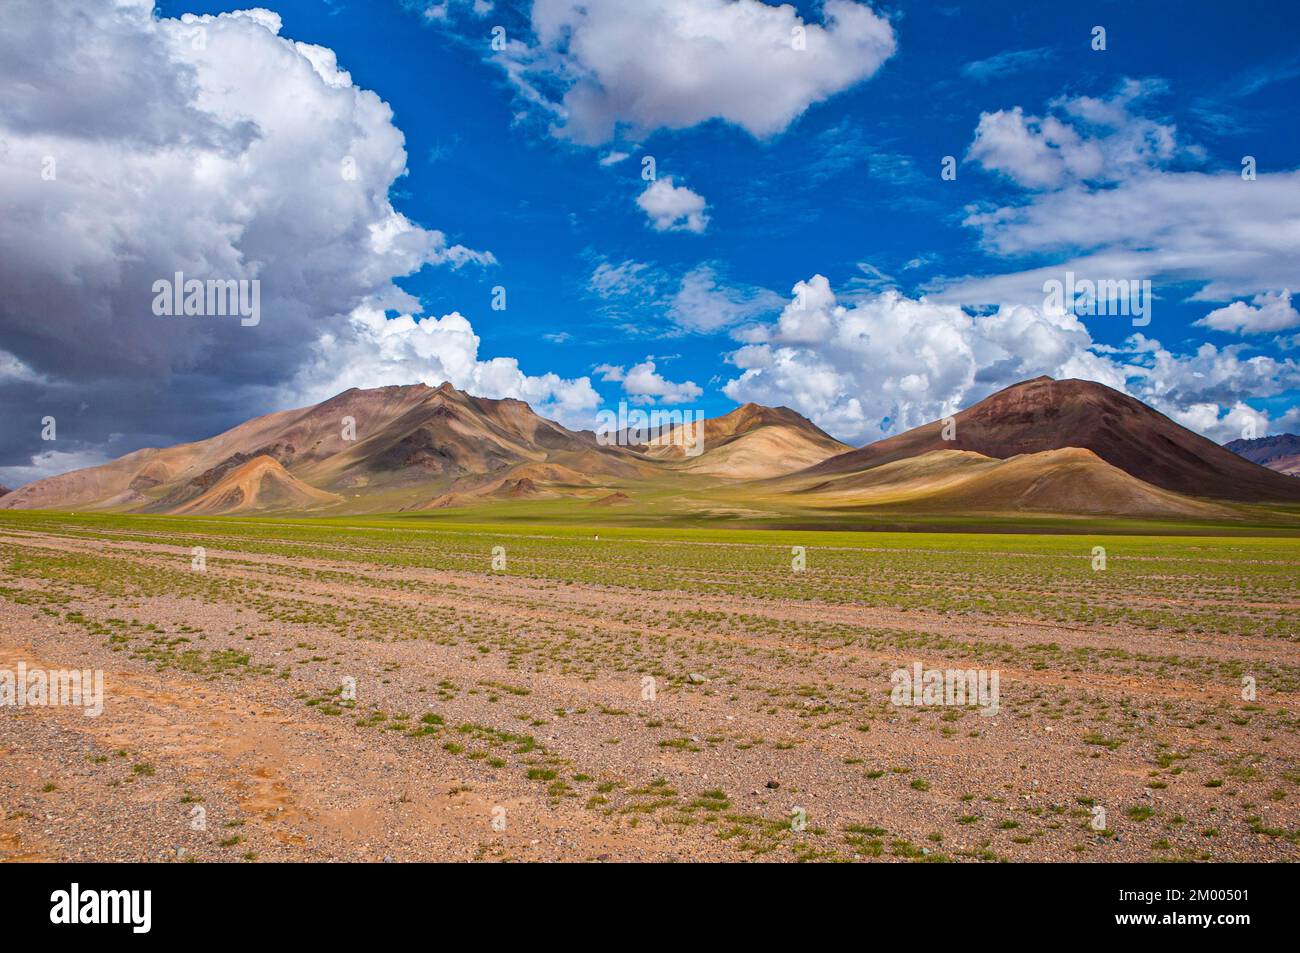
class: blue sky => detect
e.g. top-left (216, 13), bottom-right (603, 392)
top-left (3, 0), bottom-right (1300, 483)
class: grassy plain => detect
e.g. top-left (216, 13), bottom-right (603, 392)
top-left (1, 509), bottom-right (1297, 861)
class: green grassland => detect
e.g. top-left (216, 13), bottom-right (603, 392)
top-left (388, 495), bottom-right (1300, 536)
top-left (3, 507), bottom-right (1298, 861)
top-left (2, 509), bottom-right (1296, 645)
top-left (340, 476), bottom-right (1300, 535)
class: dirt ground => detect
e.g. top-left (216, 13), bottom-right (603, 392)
top-left (1, 519), bottom-right (1297, 862)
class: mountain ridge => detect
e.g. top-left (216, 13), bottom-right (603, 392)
top-left (3, 376), bottom-right (1296, 518)
top-left (804, 376), bottom-right (1300, 504)
top-left (0, 381), bottom-right (841, 513)
top-left (638, 401), bottom-right (853, 478)
top-left (1226, 433), bottom-right (1300, 477)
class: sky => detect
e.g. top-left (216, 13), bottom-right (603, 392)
top-left (3, 0), bottom-right (1300, 486)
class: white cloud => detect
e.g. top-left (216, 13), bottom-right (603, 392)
top-left (1273, 405), bottom-right (1300, 434)
top-left (1196, 290), bottom-right (1300, 335)
top-left (0, 0), bottom-right (592, 479)
top-left (943, 170), bottom-right (1300, 307)
top-left (968, 107), bottom-right (1104, 190)
top-left (724, 275), bottom-right (1299, 445)
top-left (943, 80), bottom-right (1300, 310)
top-left (0, 0), bottom-right (491, 378)
top-left (416, 0), bottom-right (493, 22)
top-left (494, 0), bottom-right (896, 144)
top-left (596, 360), bottom-right (702, 404)
top-left (589, 260), bottom-right (660, 299)
top-left (586, 258), bottom-right (781, 335)
top-left (725, 276), bottom-right (1107, 442)
top-left (967, 79), bottom-right (1175, 190)
top-left (1122, 334), bottom-right (1300, 408)
top-left (942, 79), bottom-right (1300, 329)
top-left (637, 177), bottom-right (710, 233)
top-left (667, 265), bottom-right (783, 332)
top-left (0, 449), bottom-right (113, 491)
top-left (288, 308), bottom-right (601, 428)
top-left (1168, 401), bottom-right (1269, 445)
top-left (621, 360), bottom-right (702, 404)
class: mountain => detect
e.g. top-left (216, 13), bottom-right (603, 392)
top-left (0, 383), bottom-right (431, 512)
top-left (3, 376), bottom-right (1298, 519)
top-left (638, 403), bottom-right (852, 479)
top-left (804, 377), bottom-right (1300, 504)
top-left (170, 456), bottom-right (342, 515)
top-left (410, 461), bottom-right (603, 510)
top-left (775, 447), bottom-right (1232, 519)
top-left (0, 383), bottom-right (840, 516)
top-left (0, 486), bottom-right (9, 497)
top-left (0, 383), bottom-right (647, 514)
top-left (1225, 433), bottom-right (1300, 477)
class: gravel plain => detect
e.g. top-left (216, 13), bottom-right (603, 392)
top-left (1, 517), bottom-right (1298, 863)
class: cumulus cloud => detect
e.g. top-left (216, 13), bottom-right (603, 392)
top-left (968, 107), bottom-right (1105, 190)
top-left (492, 0), bottom-right (896, 144)
top-left (636, 177), bottom-right (710, 233)
top-left (724, 276), bottom-right (1109, 442)
top-left (622, 360), bottom-right (703, 404)
top-left (967, 79), bottom-right (1175, 190)
top-left (1273, 405), bottom-right (1300, 434)
top-left (285, 308), bottom-right (600, 428)
top-left (723, 275), bottom-right (1299, 445)
top-left (592, 360), bottom-right (701, 405)
top-left (1167, 401), bottom-right (1270, 444)
top-left (1121, 333), bottom-right (1300, 409)
top-left (1196, 290), bottom-right (1300, 335)
top-left (0, 0), bottom-right (587, 481)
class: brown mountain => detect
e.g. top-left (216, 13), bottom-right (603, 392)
top-left (409, 403), bottom-right (845, 505)
top-left (0, 382), bottom-right (649, 514)
top-left (0, 383), bottom-right (846, 515)
top-left (1225, 434), bottom-right (1300, 477)
top-left (639, 403), bottom-right (852, 479)
top-left (805, 377), bottom-right (1300, 503)
top-left (170, 456), bottom-right (342, 515)
top-left (410, 461), bottom-right (603, 510)
top-left (1270, 456), bottom-right (1300, 477)
top-left (774, 447), bottom-right (1233, 519)
top-left (4, 376), bottom-right (1297, 518)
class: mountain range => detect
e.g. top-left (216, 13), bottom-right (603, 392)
top-left (4, 376), bottom-right (1299, 521)
top-left (1225, 433), bottom-right (1300, 477)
